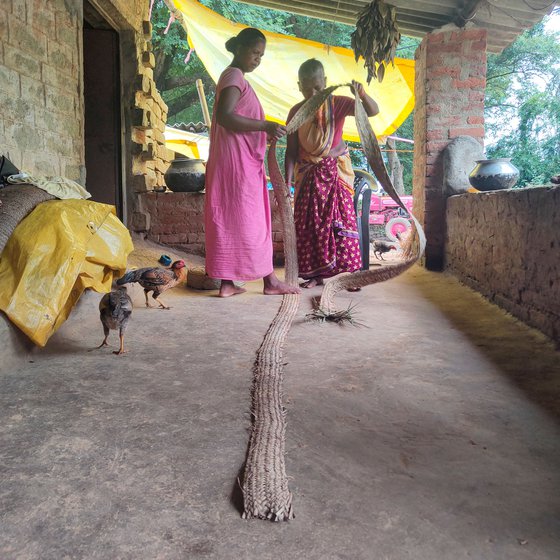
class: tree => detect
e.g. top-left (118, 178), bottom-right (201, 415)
top-left (151, 0), bottom-right (212, 123)
top-left (151, 0), bottom-right (410, 122)
top-left (485, 19), bottom-right (560, 186)
top-left (151, 0), bottom-right (358, 123)
top-left (386, 137), bottom-right (405, 194)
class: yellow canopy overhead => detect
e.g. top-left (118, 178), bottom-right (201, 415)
top-left (169, 0), bottom-right (415, 141)
top-left (164, 126), bottom-right (210, 160)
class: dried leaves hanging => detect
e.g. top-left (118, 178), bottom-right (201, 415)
top-left (351, 0), bottom-right (401, 84)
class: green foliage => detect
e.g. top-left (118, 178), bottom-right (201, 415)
top-left (151, 0), bottom-right (208, 123)
top-left (485, 20), bottom-right (560, 186)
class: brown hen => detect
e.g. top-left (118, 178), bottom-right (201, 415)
top-left (116, 260), bottom-right (186, 309)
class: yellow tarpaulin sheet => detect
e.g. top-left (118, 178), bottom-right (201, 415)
top-left (0, 199), bottom-right (133, 347)
top-left (170, 0), bottom-right (415, 141)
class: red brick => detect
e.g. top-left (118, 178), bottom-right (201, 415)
top-left (449, 126), bottom-right (485, 138)
top-left (468, 63), bottom-right (487, 78)
top-left (426, 140), bottom-right (450, 153)
top-left (426, 129), bottom-right (445, 141)
top-left (469, 91), bottom-right (484, 102)
top-left (425, 186), bottom-right (444, 199)
top-left (160, 233), bottom-right (188, 243)
top-left (453, 77), bottom-right (486, 89)
top-left (440, 116), bottom-right (464, 127)
top-left (426, 52), bottom-right (444, 71)
top-left (426, 166), bottom-right (442, 180)
top-left (432, 42), bottom-right (462, 54)
top-left (426, 153), bottom-right (441, 164)
top-left (188, 233), bottom-right (205, 243)
top-left (466, 101), bottom-right (484, 112)
top-left (467, 116), bottom-right (484, 125)
top-left (149, 225), bottom-right (166, 235)
top-left (427, 32), bottom-right (445, 44)
top-left (467, 40), bottom-right (487, 52)
top-left (430, 66), bottom-right (461, 78)
top-left (461, 29), bottom-right (487, 41)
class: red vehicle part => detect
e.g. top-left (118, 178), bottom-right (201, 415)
top-left (369, 194), bottom-right (413, 240)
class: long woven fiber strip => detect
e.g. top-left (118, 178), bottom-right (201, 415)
top-left (241, 293), bottom-right (298, 521)
top-left (241, 131), bottom-right (300, 520)
top-left (319, 91), bottom-right (426, 314)
top-left (242, 85), bottom-right (425, 521)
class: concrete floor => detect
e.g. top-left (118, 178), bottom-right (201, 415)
top-left (1, 245), bottom-right (559, 559)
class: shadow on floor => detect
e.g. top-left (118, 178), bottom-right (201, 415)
top-left (409, 267), bottom-right (560, 423)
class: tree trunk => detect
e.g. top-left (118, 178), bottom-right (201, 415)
top-left (387, 137), bottom-right (405, 195)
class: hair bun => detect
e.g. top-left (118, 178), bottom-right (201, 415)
top-left (225, 36), bottom-right (238, 53)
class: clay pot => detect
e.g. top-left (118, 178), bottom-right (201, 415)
top-left (468, 158), bottom-right (520, 191)
top-left (164, 158), bottom-right (206, 192)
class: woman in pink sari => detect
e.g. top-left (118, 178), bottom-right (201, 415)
top-left (285, 59), bottom-right (379, 288)
top-left (205, 28), bottom-right (300, 298)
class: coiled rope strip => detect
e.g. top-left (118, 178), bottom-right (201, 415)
top-left (242, 85), bottom-right (425, 521)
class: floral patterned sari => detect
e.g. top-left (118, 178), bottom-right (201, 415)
top-left (293, 95), bottom-right (362, 280)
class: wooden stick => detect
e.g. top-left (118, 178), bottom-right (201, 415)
top-left (196, 79), bottom-right (211, 129)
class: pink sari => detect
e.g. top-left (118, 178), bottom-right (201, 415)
top-left (293, 95), bottom-right (362, 280)
top-left (204, 67), bottom-right (273, 281)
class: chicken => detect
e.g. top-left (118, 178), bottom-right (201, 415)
top-left (372, 240), bottom-right (398, 260)
top-left (116, 260), bottom-right (186, 309)
top-left (97, 286), bottom-right (133, 355)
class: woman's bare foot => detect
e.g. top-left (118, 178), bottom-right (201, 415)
top-left (219, 280), bottom-right (247, 298)
top-left (300, 277), bottom-right (324, 289)
top-left (263, 272), bottom-right (301, 295)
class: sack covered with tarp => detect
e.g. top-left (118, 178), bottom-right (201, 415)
top-left (0, 199), bottom-right (133, 346)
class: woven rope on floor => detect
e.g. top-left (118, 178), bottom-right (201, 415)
top-left (241, 85), bottom-right (425, 521)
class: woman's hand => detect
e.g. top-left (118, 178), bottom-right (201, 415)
top-left (264, 121), bottom-right (287, 140)
top-left (350, 80), bottom-right (366, 99)
top-left (349, 80), bottom-right (380, 117)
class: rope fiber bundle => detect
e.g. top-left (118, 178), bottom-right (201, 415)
top-left (241, 85), bottom-right (425, 521)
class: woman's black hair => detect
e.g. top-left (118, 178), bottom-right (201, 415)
top-left (225, 27), bottom-right (266, 54)
top-left (298, 58), bottom-right (324, 80)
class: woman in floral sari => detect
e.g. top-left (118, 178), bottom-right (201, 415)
top-left (285, 59), bottom-right (379, 288)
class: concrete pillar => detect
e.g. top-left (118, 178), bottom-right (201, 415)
top-left (413, 27), bottom-right (487, 270)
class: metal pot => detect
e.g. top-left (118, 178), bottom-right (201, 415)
top-left (164, 158), bottom-right (206, 192)
top-left (468, 158), bottom-right (520, 191)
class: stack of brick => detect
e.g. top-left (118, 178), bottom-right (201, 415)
top-left (142, 191), bottom-right (206, 255)
top-left (131, 20), bottom-right (175, 195)
top-left (413, 27), bottom-right (487, 270)
top-left (142, 190), bottom-right (286, 263)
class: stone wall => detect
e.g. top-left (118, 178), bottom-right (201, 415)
top-left (446, 186), bottom-right (560, 344)
top-left (0, 0), bottom-right (173, 226)
top-left (141, 191), bottom-right (286, 264)
top-left (413, 27), bottom-right (487, 270)
top-left (0, 0), bottom-right (84, 180)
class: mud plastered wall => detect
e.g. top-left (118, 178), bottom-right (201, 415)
top-left (446, 186), bottom-right (560, 344)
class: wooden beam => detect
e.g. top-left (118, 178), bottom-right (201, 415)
top-left (236, 0), bottom-right (451, 33)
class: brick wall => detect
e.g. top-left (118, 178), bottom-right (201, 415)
top-left (141, 191), bottom-right (286, 264)
top-left (446, 186), bottom-right (560, 344)
top-left (413, 27), bottom-right (487, 270)
top-left (0, 0), bottom-right (84, 180)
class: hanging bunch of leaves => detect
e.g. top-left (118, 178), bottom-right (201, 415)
top-left (351, 0), bottom-right (401, 84)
